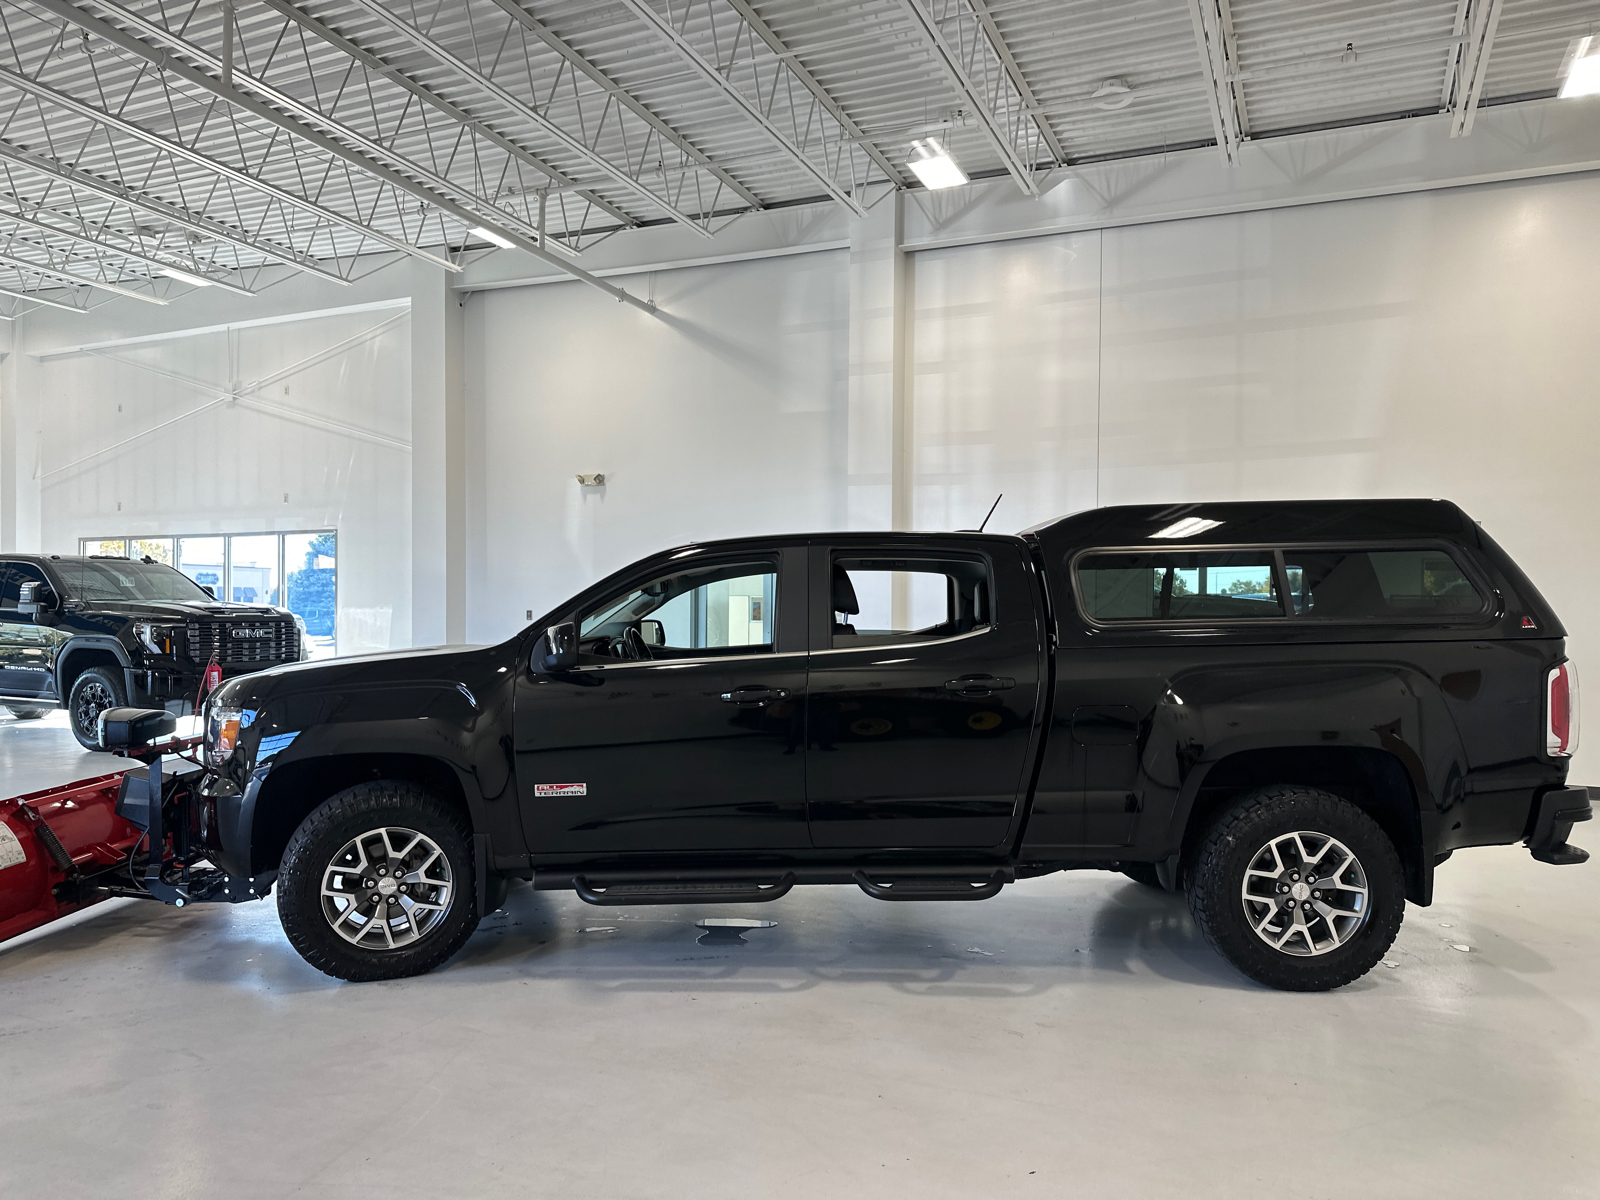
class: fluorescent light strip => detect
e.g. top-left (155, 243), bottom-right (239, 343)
top-left (906, 138), bottom-right (968, 190)
top-left (1560, 36), bottom-right (1600, 99)
top-left (159, 266), bottom-right (214, 287)
top-left (1150, 517), bottom-right (1224, 539)
top-left (470, 225), bottom-right (517, 250)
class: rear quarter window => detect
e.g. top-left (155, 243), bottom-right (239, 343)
top-left (1284, 548), bottom-right (1485, 620)
top-left (1077, 551), bottom-right (1283, 622)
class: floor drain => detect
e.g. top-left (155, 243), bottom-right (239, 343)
top-left (695, 918), bottom-right (777, 945)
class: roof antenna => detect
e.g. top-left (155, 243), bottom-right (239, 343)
top-left (976, 493), bottom-right (1002, 533)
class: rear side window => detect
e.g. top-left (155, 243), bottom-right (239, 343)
top-left (1077, 551), bottom-right (1282, 621)
top-left (1284, 548), bottom-right (1484, 619)
top-left (831, 555), bottom-right (991, 647)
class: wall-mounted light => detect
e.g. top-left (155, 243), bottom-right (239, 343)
top-left (159, 266), bottom-right (214, 287)
top-left (906, 138), bottom-right (968, 190)
top-left (576, 474), bottom-right (606, 487)
top-left (470, 225), bottom-right (518, 249)
top-left (1559, 35), bottom-right (1600, 99)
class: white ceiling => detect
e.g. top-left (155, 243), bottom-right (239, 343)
top-left (0, 0), bottom-right (1594, 313)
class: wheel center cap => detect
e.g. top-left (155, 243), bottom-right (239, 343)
top-left (1290, 881), bottom-right (1311, 902)
top-left (377, 875), bottom-right (399, 897)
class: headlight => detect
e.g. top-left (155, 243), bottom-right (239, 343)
top-left (205, 705), bottom-right (245, 768)
top-left (134, 621), bottom-right (180, 656)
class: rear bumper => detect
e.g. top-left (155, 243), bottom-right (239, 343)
top-left (1527, 786), bottom-right (1592, 866)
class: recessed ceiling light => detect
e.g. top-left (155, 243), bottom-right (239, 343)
top-left (1150, 517), bottom-right (1224, 539)
top-left (470, 225), bottom-right (517, 249)
top-left (1559, 35), bottom-right (1600, 99)
top-left (906, 138), bottom-right (968, 190)
top-left (159, 266), bottom-right (213, 287)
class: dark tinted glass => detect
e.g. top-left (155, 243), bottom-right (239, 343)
top-left (55, 559), bottom-right (213, 603)
top-left (1284, 549), bottom-right (1484, 619)
top-left (1078, 552), bottom-right (1283, 621)
top-left (0, 562), bottom-right (47, 607)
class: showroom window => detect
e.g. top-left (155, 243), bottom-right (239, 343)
top-left (81, 531), bottom-right (338, 658)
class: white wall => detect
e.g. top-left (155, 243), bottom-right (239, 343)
top-left (20, 304), bottom-right (413, 656)
top-left (464, 249), bottom-right (848, 643)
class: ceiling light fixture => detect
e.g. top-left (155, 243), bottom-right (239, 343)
top-left (1559, 35), bottom-right (1600, 99)
top-left (159, 266), bottom-right (214, 287)
top-left (470, 225), bottom-right (517, 249)
top-left (1091, 79), bottom-right (1134, 111)
top-left (906, 138), bottom-right (968, 190)
top-left (1150, 517), bottom-right (1224, 539)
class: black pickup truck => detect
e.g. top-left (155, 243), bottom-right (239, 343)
top-left (179, 499), bottom-right (1588, 991)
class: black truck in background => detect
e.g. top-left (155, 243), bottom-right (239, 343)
top-left (177, 499), bottom-right (1588, 990)
top-left (0, 554), bottom-right (305, 748)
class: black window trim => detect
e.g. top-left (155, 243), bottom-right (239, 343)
top-left (1069, 540), bottom-right (1495, 630)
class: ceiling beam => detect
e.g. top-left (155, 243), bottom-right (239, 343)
top-left (0, 137), bottom-right (346, 284)
top-left (895, 0), bottom-right (1051, 194)
top-left (482, 0), bottom-right (763, 211)
top-left (1450, 0), bottom-right (1506, 137)
top-left (343, 0), bottom-right (718, 237)
top-left (92, 0), bottom-right (627, 248)
top-left (1187, 0), bottom-right (1247, 166)
top-left (963, 0), bottom-right (1067, 164)
top-left (719, 0), bottom-right (905, 186)
top-left (251, 0), bottom-right (634, 235)
top-left (0, 205), bottom-right (257, 297)
top-left (0, 63), bottom-right (455, 272)
top-left (614, 0), bottom-right (870, 216)
top-left (0, 279), bottom-right (90, 312)
top-left (0, 246), bottom-right (166, 304)
top-left (34, 0), bottom-right (652, 308)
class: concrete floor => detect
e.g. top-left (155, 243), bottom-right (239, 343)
top-left (2, 713), bottom-right (1597, 1199)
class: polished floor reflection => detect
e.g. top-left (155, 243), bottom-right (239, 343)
top-left (2, 715), bottom-right (1596, 1198)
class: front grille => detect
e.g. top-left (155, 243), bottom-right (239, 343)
top-left (185, 618), bottom-right (300, 665)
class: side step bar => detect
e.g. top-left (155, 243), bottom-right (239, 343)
top-left (573, 872), bottom-right (796, 906)
top-left (853, 869), bottom-right (1006, 902)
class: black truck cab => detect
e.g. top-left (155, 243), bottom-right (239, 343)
top-left (188, 499), bottom-right (1588, 989)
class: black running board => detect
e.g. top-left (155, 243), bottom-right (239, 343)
top-left (853, 869), bottom-right (1006, 901)
top-left (573, 872), bottom-right (796, 906)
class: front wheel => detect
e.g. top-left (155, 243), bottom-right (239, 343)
top-left (68, 666), bottom-right (127, 749)
top-left (1187, 786), bottom-right (1405, 991)
top-left (277, 781), bottom-right (480, 982)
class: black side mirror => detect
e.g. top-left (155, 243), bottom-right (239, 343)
top-left (202, 585), bottom-right (216, 599)
top-left (638, 619), bottom-right (664, 647)
top-left (99, 706), bottom-right (177, 751)
top-left (17, 580), bottom-right (57, 618)
top-left (538, 622), bottom-right (578, 672)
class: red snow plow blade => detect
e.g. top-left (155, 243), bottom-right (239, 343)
top-left (1, 707), bottom-right (251, 947)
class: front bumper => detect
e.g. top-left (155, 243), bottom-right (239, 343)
top-left (1528, 786), bottom-right (1592, 866)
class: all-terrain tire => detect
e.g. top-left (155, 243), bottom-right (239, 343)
top-left (68, 666), bottom-right (127, 749)
top-left (1187, 785), bottom-right (1405, 992)
top-left (277, 780), bottom-right (479, 982)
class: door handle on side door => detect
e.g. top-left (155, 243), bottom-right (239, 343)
top-left (720, 686), bottom-right (790, 705)
top-left (943, 675), bottom-right (1016, 696)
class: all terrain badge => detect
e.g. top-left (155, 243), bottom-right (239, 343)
top-left (534, 783), bottom-right (587, 797)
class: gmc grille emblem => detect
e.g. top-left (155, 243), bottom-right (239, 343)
top-left (230, 627), bottom-right (275, 639)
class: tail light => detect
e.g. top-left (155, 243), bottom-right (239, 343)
top-left (1547, 661), bottom-right (1581, 757)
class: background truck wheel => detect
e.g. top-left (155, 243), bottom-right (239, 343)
top-left (6, 705), bottom-right (51, 720)
top-left (277, 780), bottom-right (480, 982)
top-left (1187, 785), bottom-right (1405, 992)
top-left (67, 666), bottom-right (126, 749)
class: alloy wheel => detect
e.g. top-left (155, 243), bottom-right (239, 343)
top-left (320, 825), bottom-right (454, 950)
top-left (1240, 830), bottom-right (1370, 956)
top-left (74, 681), bottom-right (114, 738)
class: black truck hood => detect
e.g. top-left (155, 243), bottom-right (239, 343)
top-left (64, 599), bottom-right (287, 621)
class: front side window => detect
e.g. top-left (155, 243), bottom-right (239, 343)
top-left (1077, 551), bottom-right (1283, 621)
top-left (54, 559), bottom-right (214, 604)
top-left (1284, 548), bottom-right (1484, 619)
top-left (580, 560), bottom-right (777, 661)
top-left (830, 555), bottom-right (992, 648)
top-left (0, 562), bottom-right (46, 611)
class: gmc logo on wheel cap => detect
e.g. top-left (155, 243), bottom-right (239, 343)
top-left (230, 626), bottom-right (274, 639)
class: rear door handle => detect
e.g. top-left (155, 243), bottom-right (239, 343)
top-left (944, 675), bottom-right (1015, 695)
top-left (721, 686), bottom-right (790, 705)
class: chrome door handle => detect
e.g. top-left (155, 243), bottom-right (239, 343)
top-left (721, 686), bottom-right (790, 705)
top-left (944, 675), bottom-right (1015, 696)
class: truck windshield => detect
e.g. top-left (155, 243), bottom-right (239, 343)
top-left (54, 559), bottom-right (216, 604)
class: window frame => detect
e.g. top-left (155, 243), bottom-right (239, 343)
top-left (810, 544), bottom-right (1001, 655)
top-left (1069, 540), bottom-right (1495, 630)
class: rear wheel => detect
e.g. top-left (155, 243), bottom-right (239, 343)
top-left (1187, 785), bottom-right (1405, 991)
top-left (277, 780), bottom-right (479, 982)
top-left (68, 666), bottom-right (126, 749)
top-left (6, 705), bottom-right (51, 720)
